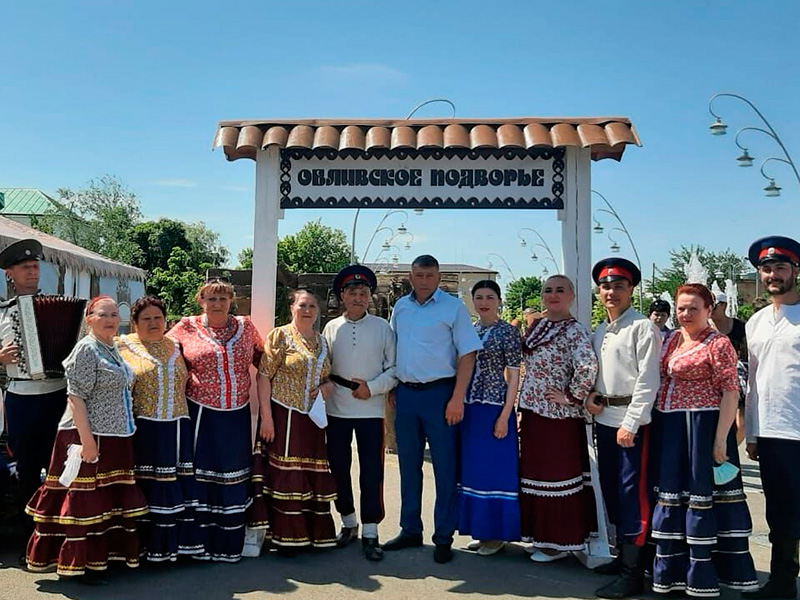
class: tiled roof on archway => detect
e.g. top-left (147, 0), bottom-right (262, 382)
top-left (213, 117), bottom-right (641, 162)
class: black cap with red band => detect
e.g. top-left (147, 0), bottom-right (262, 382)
top-left (592, 257), bottom-right (641, 287)
top-left (748, 236), bottom-right (800, 267)
top-left (333, 265), bottom-right (378, 296)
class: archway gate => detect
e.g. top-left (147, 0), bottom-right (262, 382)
top-left (213, 117), bottom-right (640, 335)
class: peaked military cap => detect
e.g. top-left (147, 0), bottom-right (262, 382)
top-left (333, 264), bottom-right (377, 296)
top-left (748, 235), bottom-right (800, 267)
top-left (592, 257), bottom-right (641, 287)
top-left (0, 239), bottom-right (44, 269)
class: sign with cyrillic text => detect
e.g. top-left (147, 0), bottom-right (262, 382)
top-left (279, 148), bottom-right (565, 210)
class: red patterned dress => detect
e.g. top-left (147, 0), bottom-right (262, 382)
top-left (651, 328), bottom-right (757, 596)
top-left (167, 314), bottom-right (263, 562)
top-left (517, 317), bottom-right (598, 553)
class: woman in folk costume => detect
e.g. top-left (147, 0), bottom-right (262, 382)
top-left (167, 278), bottom-right (263, 562)
top-left (117, 295), bottom-right (201, 562)
top-left (651, 284), bottom-right (757, 597)
top-left (458, 280), bottom-right (522, 556)
top-left (26, 296), bottom-right (147, 582)
top-left (249, 289), bottom-right (337, 556)
top-left (517, 275), bottom-right (598, 563)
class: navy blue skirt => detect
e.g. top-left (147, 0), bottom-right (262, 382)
top-left (188, 401), bottom-right (252, 562)
top-left (651, 409), bottom-right (758, 597)
top-left (134, 417), bottom-right (203, 561)
top-left (458, 402), bottom-right (521, 541)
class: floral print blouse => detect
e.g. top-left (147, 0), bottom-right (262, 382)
top-left (259, 325), bottom-right (331, 413)
top-left (60, 335), bottom-right (136, 436)
top-left (466, 320), bottom-right (522, 406)
top-left (167, 315), bottom-right (263, 410)
top-left (518, 318), bottom-right (598, 419)
top-left (657, 328), bottom-right (739, 412)
top-left (117, 334), bottom-right (189, 421)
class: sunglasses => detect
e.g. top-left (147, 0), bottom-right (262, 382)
top-left (204, 276), bottom-right (231, 284)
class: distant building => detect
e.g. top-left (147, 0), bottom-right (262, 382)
top-left (0, 188), bottom-right (59, 226)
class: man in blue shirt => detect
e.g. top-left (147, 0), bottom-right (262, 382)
top-left (383, 255), bottom-right (482, 563)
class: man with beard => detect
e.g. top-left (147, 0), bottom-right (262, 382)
top-left (322, 265), bottom-right (396, 561)
top-left (743, 235), bottom-right (800, 599)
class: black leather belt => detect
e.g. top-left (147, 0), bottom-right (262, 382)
top-left (400, 377), bottom-right (456, 391)
top-left (596, 395), bottom-right (633, 407)
top-left (330, 374), bottom-right (359, 391)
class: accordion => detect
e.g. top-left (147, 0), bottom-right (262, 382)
top-left (12, 295), bottom-right (88, 380)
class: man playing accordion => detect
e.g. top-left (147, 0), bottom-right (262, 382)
top-left (0, 238), bottom-right (68, 559)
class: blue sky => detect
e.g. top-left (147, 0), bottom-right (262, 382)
top-left (2, 1), bottom-right (799, 285)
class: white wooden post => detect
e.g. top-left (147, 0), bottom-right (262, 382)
top-left (560, 147), bottom-right (592, 328)
top-left (251, 146), bottom-right (281, 335)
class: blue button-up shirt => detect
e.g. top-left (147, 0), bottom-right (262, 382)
top-left (390, 288), bottom-right (483, 384)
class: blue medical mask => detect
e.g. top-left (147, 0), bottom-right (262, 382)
top-left (713, 461), bottom-right (740, 486)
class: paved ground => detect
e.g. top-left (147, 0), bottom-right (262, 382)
top-left (0, 449), bottom-right (772, 600)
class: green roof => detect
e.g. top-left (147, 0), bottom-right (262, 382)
top-left (0, 188), bottom-right (57, 216)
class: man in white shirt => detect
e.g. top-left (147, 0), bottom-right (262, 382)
top-left (742, 236), bottom-right (800, 600)
top-left (322, 265), bottom-right (396, 562)
top-left (588, 258), bottom-right (661, 599)
top-left (0, 239), bottom-right (68, 555)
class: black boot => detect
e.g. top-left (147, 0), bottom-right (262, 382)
top-left (595, 544), bottom-right (645, 599)
top-left (743, 537), bottom-right (798, 600)
top-left (594, 549), bottom-right (622, 576)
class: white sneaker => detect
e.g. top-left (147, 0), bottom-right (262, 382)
top-left (477, 541), bottom-right (505, 556)
top-left (466, 540), bottom-right (482, 551)
top-left (529, 550), bottom-right (569, 563)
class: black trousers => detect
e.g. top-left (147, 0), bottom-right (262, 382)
top-left (758, 437), bottom-right (800, 540)
top-left (5, 388), bottom-right (67, 532)
top-left (326, 416), bottom-right (385, 525)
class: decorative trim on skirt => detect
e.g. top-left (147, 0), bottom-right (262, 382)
top-left (458, 402), bottom-right (521, 541)
top-left (134, 416), bottom-right (203, 561)
top-left (651, 409), bottom-right (758, 597)
top-left (519, 410), bottom-right (597, 551)
top-left (249, 401), bottom-right (337, 548)
top-left (188, 400), bottom-right (252, 562)
top-left (25, 429), bottom-right (148, 576)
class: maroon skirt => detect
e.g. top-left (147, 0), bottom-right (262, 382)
top-left (249, 402), bottom-right (337, 548)
top-left (25, 429), bottom-right (148, 576)
top-left (519, 410), bottom-right (597, 551)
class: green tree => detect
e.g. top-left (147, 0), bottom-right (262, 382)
top-left (148, 247), bottom-right (205, 318)
top-left (130, 219), bottom-right (191, 273)
top-left (185, 221), bottom-right (229, 268)
top-left (237, 247), bottom-right (254, 269)
top-left (277, 220), bottom-right (350, 273)
top-left (34, 175), bottom-right (144, 265)
top-left (647, 245), bottom-right (747, 298)
top-left (501, 276), bottom-right (543, 322)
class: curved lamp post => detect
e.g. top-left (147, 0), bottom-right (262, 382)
top-left (592, 190), bottom-right (643, 308)
top-left (708, 93), bottom-right (799, 196)
top-left (359, 211), bottom-right (409, 264)
top-left (518, 227), bottom-right (560, 271)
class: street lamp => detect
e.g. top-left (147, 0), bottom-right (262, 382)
top-left (708, 93), bottom-right (799, 197)
top-left (360, 211), bottom-right (410, 264)
top-left (518, 228), bottom-right (560, 271)
top-left (592, 190), bottom-right (644, 308)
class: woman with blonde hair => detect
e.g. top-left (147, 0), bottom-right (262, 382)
top-left (517, 275), bottom-right (598, 562)
top-left (167, 278), bottom-right (263, 562)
